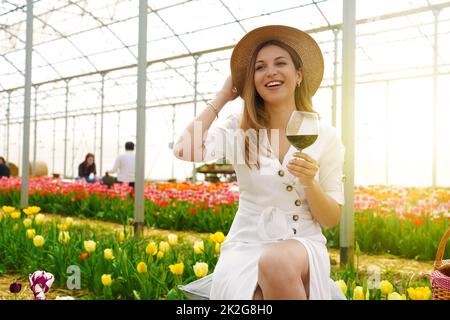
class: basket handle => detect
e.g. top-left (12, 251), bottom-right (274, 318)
top-left (435, 227), bottom-right (450, 269)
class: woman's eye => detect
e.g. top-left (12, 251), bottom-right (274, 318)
top-left (277, 62), bottom-right (286, 66)
top-left (255, 65), bottom-right (264, 70)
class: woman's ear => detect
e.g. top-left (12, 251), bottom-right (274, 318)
top-left (296, 69), bottom-right (303, 84)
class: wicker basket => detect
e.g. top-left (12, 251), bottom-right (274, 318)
top-left (431, 227), bottom-right (450, 300)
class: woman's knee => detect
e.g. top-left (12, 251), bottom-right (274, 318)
top-left (258, 248), bottom-right (298, 282)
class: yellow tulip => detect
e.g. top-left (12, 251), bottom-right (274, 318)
top-left (84, 240), bottom-right (97, 253)
top-left (58, 231), bottom-right (70, 244)
top-left (210, 231), bottom-right (226, 244)
top-left (215, 242), bottom-right (221, 254)
top-left (23, 206), bottom-right (41, 216)
top-left (119, 231), bottom-right (125, 243)
top-left (2, 205), bottom-right (16, 214)
top-left (13, 223), bottom-right (19, 231)
top-left (407, 287), bottom-right (431, 300)
top-left (335, 280), bottom-right (347, 295)
top-left (169, 262), bottom-right (184, 276)
top-left (104, 248), bottom-right (115, 260)
top-left (57, 223), bottom-right (68, 231)
top-left (353, 286), bottom-right (365, 300)
top-left (10, 211), bottom-right (21, 220)
top-left (0, 212), bottom-right (4, 221)
top-left (33, 235), bottom-right (45, 247)
top-left (65, 217), bottom-right (74, 226)
top-left (380, 280), bottom-right (394, 295)
top-left (168, 234), bottom-right (178, 245)
top-left (388, 292), bottom-right (402, 300)
top-left (159, 241), bottom-right (170, 253)
top-left (26, 228), bottom-right (36, 239)
top-left (193, 240), bottom-right (205, 255)
top-left (101, 274), bottom-right (112, 286)
top-left (137, 261), bottom-right (147, 273)
top-left (23, 218), bottom-right (33, 228)
top-left (156, 250), bottom-right (164, 260)
top-left (34, 214), bottom-right (45, 225)
top-left (193, 262), bottom-right (208, 278)
top-left (145, 242), bottom-right (158, 256)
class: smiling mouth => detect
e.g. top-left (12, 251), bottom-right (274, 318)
top-left (265, 81), bottom-right (283, 88)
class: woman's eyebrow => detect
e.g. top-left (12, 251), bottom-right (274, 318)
top-left (256, 56), bottom-right (287, 64)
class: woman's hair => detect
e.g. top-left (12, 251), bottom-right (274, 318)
top-left (0, 157), bottom-right (5, 165)
top-left (240, 40), bottom-right (317, 169)
top-left (84, 153), bottom-right (95, 165)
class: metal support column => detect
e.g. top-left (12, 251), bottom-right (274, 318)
top-left (192, 55), bottom-right (199, 182)
top-left (332, 28), bottom-right (339, 127)
top-left (63, 80), bottom-right (69, 178)
top-left (134, 0), bottom-right (148, 238)
top-left (6, 91), bottom-right (11, 160)
top-left (100, 74), bottom-right (106, 177)
top-left (171, 104), bottom-right (176, 179)
top-left (52, 118), bottom-right (56, 174)
top-left (21, 0), bottom-right (33, 208)
top-left (432, 9), bottom-right (440, 187)
top-left (71, 116), bottom-right (75, 177)
top-left (385, 81), bottom-right (390, 185)
top-left (340, 0), bottom-right (356, 268)
top-left (117, 111), bottom-right (121, 155)
top-left (32, 86), bottom-right (38, 176)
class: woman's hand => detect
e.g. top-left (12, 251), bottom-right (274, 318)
top-left (217, 75), bottom-right (239, 103)
top-left (286, 152), bottom-right (319, 187)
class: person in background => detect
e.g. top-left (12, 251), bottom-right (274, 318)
top-left (0, 157), bottom-right (10, 178)
top-left (77, 153), bottom-right (97, 183)
top-left (106, 141), bottom-right (135, 188)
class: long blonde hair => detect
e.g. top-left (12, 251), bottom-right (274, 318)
top-left (240, 40), bottom-right (317, 169)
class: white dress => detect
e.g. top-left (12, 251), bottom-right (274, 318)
top-left (181, 113), bottom-right (345, 300)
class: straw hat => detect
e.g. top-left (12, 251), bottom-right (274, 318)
top-left (230, 25), bottom-right (324, 97)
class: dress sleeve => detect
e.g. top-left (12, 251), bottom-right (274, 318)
top-left (203, 113), bottom-right (242, 164)
top-left (318, 126), bottom-right (345, 206)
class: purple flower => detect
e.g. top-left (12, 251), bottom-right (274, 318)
top-left (29, 271), bottom-right (54, 300)
top-left (9, 282), bottom-right (22, 293)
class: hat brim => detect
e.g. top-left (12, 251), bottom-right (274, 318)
top-left (230, 25), bottom-right (324, 98)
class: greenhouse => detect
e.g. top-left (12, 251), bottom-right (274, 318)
top-left (0, 0), bottom-right (450, 302)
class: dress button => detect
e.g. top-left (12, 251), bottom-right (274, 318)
top-left (293, 214), bottom-right (299, 221)
top-left (286, 185), bottom-right (293, 192)
top-left (292, 228), bottom-right (297, 235)
top-left (278, 169), bottom-right (285, 177)
top-left (295, 199), bottom-right (302, 206)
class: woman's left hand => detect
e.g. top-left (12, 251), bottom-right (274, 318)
top-left (286, 152), bottom-right (319, 187)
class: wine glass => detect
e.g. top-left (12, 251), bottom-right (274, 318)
top-left (285, 111), bottom-right (319, 187)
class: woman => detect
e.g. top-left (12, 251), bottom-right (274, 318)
top-left (77, 153), bottom-right (97, 183)
top-left (174, 25), bottom-right (345, 300)
top-left (0, 157), bottom-right (10, 178)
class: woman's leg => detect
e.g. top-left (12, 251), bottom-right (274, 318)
top-left (256, 239), bottom-right (310, 300)
top-left (252, 285), bottom-right (264, 300)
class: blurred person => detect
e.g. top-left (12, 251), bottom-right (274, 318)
top-left (0, 156), bottom-right (10, 178)
top-left (106, 141), bottom-right (135, 188)
top-left (77, 153), bottom-right (97, 183)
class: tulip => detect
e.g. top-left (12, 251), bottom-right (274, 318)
top-left (388, 292), bottom-right (402, 300)
top-left (26, 228), bottom-right (36, 239)
top-left (10, 210), bottom-right (21, 219)
top-left (58, 231), bottom-right (70, 244)
top-left (159, 241), bottom-right (170, 252)
top-left (145, 242), bottom-right (158, 256)
top-left (137, 262), bottom-right (147, 273)
top-left (101, 274), bottom-right (112, 286)
top-left (13, 223), bottom-right (19, 231)
top-left (84, 240), bottom-right (97, 253)
top-left (156, 250), bottom-right (164, 260)
top-left (29, 271), bottom-right (54, 300)
top-left (65, 217), bottom-right (74, 226)
top-left (119, 231), bottom-right (125, 243)
top-left (215, 242), bottom-right (221, 254)
top-left (193, 240), bottom-right (205, 254)
top-left (210, 231), bottom-right (226, 244)
top-left (407, 287), bottom-right (431, 300)
top-left (193, 262), bottom-right (208, 278)
top-left (33, 235), bottom-right (45, 247)
top-left (23, 206), bottom-right (41, 216)
top-left (169, 262), bottom-right (184, 276)
top-left (23, 218), bottom-right (33, 228)
top-left (380, 280), bottom-right (394, 295)
top-left (79, 252), bottom-right (89, 260)
top-left (34, 214), bottom-right (45, 225)
top-left (353, 286), bottom-right (365, 300)
top-left (2, 205), bottom-right (16, 214)
top-left (57, 223), bottom-right (68, 231)
top-left (335, 280), bottom-right (347, 295)
top-left (9, 282), bottom-right (22, 293)
top-left (103, 248), bottom-right (115, 260)
top-left (168, 234), bottom-right (178, 245)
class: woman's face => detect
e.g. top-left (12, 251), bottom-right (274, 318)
top-left (254, 45), bottom-right (301, 106)
top-left (87, 156), bottom-right (94, 165)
